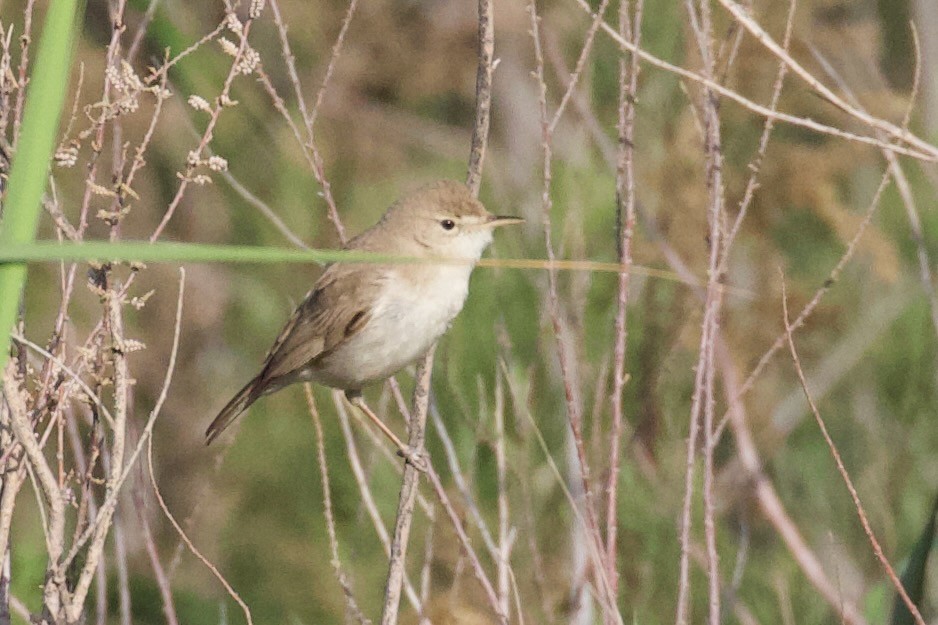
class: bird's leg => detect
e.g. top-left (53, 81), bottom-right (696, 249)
top-left (345, 391), bottom-right (428, 472)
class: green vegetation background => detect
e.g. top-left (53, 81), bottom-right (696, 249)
top-left (3, 0), bottom-right (937, 623)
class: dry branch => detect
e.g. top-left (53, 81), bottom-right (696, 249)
top-left (782, 283), bottom-right (926, 625)
top-left (379, 347), bottom-right (436, 625)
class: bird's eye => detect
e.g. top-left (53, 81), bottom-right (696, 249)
top-left (440, 219), bottom-right (456, 231)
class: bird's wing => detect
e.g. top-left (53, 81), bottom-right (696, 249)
top-left (258, 264), bottom-right (382, 385)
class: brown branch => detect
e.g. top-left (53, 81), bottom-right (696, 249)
top-left (675, 0), bottom-right (728, 621)
top-left (308, 0), bottom-right (360, 130)
top-left (112, 514), bottom-right (132, 625)
top-left (717, 338), bottom-right (869, 625)
top-left (713, 167), bottom-right (893, 442)
top-left (10, 0), bottom-right (36, 142)
top-left (132, 488), bottom-right (180, 625)
top-left (570, 0), bottom-right (936, 161)
top-left (527, 5), bottom-right (614, 619)
top-left (3, 360), bottom-right (69, 620)
top-left (494, 372), bottom-right (510, 617)
top-left (506, 359), bottom-right (621, 621)
top-left (781, 281), bottom-right (926, 625)
top-left (64, 268), bottom-right (184, 615)
top-left (715, 0), bottom-right (937, 160)
top-left (605, 0), bottom-right (643, 601)
top-left (424, 465), bottom-right (505, 620)
top-left (546, 0), bottom-right (612, 135)
top-left (147, 435), bottom-right (253, 625)
top-left (305, 386), bottom-right (370, 625)
top-left (719, 0), bottom-right (796, 272)
top-left (379, 346), bottom-right (436, 625)
top-left (150, 17), bottom-right (256, 242)
top-left (428, 401), bottom-right (499, 557)
top-left (268, 0), bottom-right (347, 242)
top-left (333, 394), bottom-right (424, 611)
top-left (465, 0), bottom-right (494, 196)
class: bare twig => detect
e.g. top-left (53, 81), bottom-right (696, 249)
top-left (150, 17), bottom-right (256, 242)
top-left (547, 0), bottom-right (611, 135)
top-left (811, 25), bottom-right (938, 345)
top-left (465, 0), bottom-right (495, 196)
top-left (494, 372), bottom-right (510, 618)
top-left (127, 0), bottom-right (161, 62)
top-left (719, 0), bottom-right (796, 271)
top-left (605, 0), bottom-right (643, 601)
top-left (781, 281), bottom-right (926, 625)
top-left (720, 346), bottom-right (868, 625)
top-left (148, 435), bottom-right (253, 625)
top-left (334, 394), bottom-right (424, 611)
top-left (713, 167), bottom-right (893, 442)
top-left (380, 346), bottom-right (436, 625)
top-left (306, 386), bottom-right (370, 624)
top-left (675, 1), bottom-right (728, 621)
top-left (3, 360), bottom-right (68, 620)
top-left (267, 0), bottom-right (347, 242)
top-left (11, 0), bottom-right (36, 141)
top-left (424, 464), bottom-right (505, 620)
top-left (133, 487), bottom-right (181, 625)
top-left (429, 400), bottom-right (499, 558)
top-left (308, 0), bottom-right (360, 129)
top-left (113, 514), bottom-right (132, 625)
top-left (527, 5), bottom-right (613, 619)
top-left (65, 268), bottom-right (185, 616)
top-left (505, 360), bottom-right (622, 623)
top-left (716, 0), bottom-right (937, 160)
top-left (570, 0), bottom-right (937, 161)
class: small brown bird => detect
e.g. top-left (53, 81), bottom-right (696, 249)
top-left (205, 180), bottom-right (522, 465)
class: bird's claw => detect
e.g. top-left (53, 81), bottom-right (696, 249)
top-left (396, 447), bottom-right (429, 473)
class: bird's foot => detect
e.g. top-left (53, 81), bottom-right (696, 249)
top-left (396, 447), bottom-right (429, 473)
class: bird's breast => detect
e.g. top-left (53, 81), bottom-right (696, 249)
top-left (377, 264), bottom-right (472, 342)
top-left (312, 264), bottom-right (473, 389)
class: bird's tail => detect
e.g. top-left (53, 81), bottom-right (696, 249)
top-left (205, 377), bottom-right (262, 445)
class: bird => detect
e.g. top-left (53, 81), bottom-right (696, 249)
top-left (205, 180), bottom-right (523, 468)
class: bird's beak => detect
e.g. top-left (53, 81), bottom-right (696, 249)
top-left (486, 215), bottom-right (525, 228)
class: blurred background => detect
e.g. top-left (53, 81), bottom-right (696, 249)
top-left (3, 0), bottom-right (938, 623)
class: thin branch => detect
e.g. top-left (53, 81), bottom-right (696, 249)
top-left (719, 344), bottom-right (868, 625)
top-left (547, 0), bottom-right (611, 135)
top-left (676, 0), bottom-right (728, 620)
top-left (811, 25), bottom-right (938, 345)
top-left (424, 464), bottom-right (505, 620)
top-left (504, 358), bottom-right (622, 623)
top-left (494, 371), bottom-right (510, 618)
top-left (527, 5), bottom-right (613, 618)
top-left (781, 280), bottom-right (926, 625)
top-left (3, 361), bottom-right (68, 618)
top-left (465, 0), bottom-right (495, 196)
top-left (429, 400), bottom-right (499, 558)
top-left (133, 486), bottom-right (180, 625)
top-left (308, 0), bottom-right (360, 129)
top-left (380, 346), bottom-right (436, 625)
top-left (64, 268), bottom-right (185, 606)
top-left (333, 394), bottom-right (424, 611)
top-left (305, 385), bottom-right (370, 625)
top-left (267, 0), bottom-right (346, 242)
top-left (150, 18), bottom-right (256, 242)
top-left (719, 0), bottom-right (796, 272)
top-left (713, 167), bottom-right (893, 442)
top-left (605, 0), bottom-right (643, 601)
top-left (570, 0), bottom-right (937, 161)
top-left (147, 436), bottom-right (253, 625)
top-left (113, 513), bottom-right (132, 625)
top-left (715, 0), bottom-right (937, 160)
